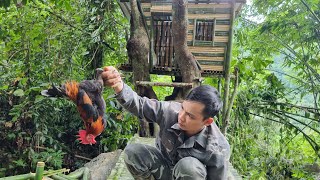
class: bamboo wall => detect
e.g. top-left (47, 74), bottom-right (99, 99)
top-left (118, 0), bottom-right (245, 76)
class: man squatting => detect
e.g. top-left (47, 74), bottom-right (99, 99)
top-left (102, 66), bottom-right (230, 180)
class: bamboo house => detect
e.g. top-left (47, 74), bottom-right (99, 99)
top-left (118, 0), bottom-right (245, 77)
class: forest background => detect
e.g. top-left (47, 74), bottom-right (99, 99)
top-left (0, 0), bottom-right (319, 179)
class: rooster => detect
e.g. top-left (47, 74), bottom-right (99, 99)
top-left (41, 68), bottom-right (106, 145)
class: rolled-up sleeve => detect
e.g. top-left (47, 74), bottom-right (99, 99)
top-left (115, 83), bottom-right (164, 124)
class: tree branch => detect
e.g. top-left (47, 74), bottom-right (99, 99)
top-left (271, 108), bottom-right (319, 122)
top-left (284, 120), bottom-right (313, 146)
top-left (300, 0), bottom-right (320, 25)
top-left (272, 110), bottom-right (320, 134)
top-left (270, 112), bottom-right (320, 158)
top-left (270, 33), bottom-right (320, 83)
top-left (30, 2), bottom-right (89, 36)
top-left (266, 68), bottom-right (307, 85)
top-left (260, 100), bottom-right (320, 114)
top-left (250, 112), bottom-right (320, 158)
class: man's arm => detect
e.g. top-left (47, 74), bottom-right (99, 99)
top-left (101, 66), bottom-right (164, 124)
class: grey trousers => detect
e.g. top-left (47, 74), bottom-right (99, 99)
top-left (124, 144), bottom-right (207, 180)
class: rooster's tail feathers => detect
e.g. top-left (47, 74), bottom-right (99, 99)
top-left (41, 84), bottom-right (66, 97)
top-left (65, 81), bottom-right (79, 102)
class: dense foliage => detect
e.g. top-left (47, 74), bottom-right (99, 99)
top-left (0, 0), bottom-right (137, 177)
top-left (227, 0), bottom-right (320, 179)
top-left (0, 0), bottom-right (319, 179)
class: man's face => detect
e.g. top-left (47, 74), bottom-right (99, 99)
top-left (178, 100), bottom-right (213, 136)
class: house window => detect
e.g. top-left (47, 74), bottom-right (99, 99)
top-left (195, 20), bottom-right (214, 41)
top-left (153, 19), bottom-right (174, 67)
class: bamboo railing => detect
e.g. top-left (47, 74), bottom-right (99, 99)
top-left (0, 162), bottom-right (90, 180)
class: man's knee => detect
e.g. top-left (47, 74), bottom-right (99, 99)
top-left (124, 144), bottom-right (146, 166)
top-left (124, 144), bottom-right (151, 177)
top-left (124, 143), bottom-right (143, 156)
top-left (124, 144), bottom-right (159, 179)
top-left (173, 157), bottom-right (207, 179)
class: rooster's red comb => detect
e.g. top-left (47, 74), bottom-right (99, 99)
top-left (77, 130), bottom-right (96, 145)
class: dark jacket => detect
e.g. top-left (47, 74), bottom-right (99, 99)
top-left (116, 83), bottom-right (231, 180)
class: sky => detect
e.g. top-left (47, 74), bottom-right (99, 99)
top-left (244, 0), bottom-right (266, 23)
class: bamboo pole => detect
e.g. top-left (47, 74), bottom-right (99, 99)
top-left (43, 177), bottom-right (54, 180)
top-left (82, 167), bottom-right (90, 180)
top-left (222, 67), bottom-right (239, 134)
top-left (35, 162), bottom-right (45, 180)
top-left (222, 0), bottom-right (235, 135)
top-left (66, 167), bottom-right (85, 179)
top-left (0, 173), bottom-right (34, 180)
top-left (136, 81), bottom-right (193, 87)
top-left (43, 168), bottom-right (70, 177)
top-left (50, 175), bottom-right (68, 180)
top-left (217, 78), bottom-right (222, 124)
top-left (0, 166), bottom-right (71, 180)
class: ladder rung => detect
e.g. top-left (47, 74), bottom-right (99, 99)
top-left (136, 81), bottom-right (193, 88)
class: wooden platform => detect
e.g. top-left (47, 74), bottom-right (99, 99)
top-left (108, 134), bottom-right (242, 180)
top-left (118, 63), bottom-right (225, 77)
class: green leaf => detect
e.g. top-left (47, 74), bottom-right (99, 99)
top-left (30, 86), bottom-right (41, 92)
top-left (0, 85), bottom-right (9, 90)
top-left (22, 0), bottom-right (27, 5)
top-left (19, 78), bottom-right (27, 86)
top-left (40, 83), bottom-right (50, 87)
top-left (35, 95), bottom-right (45, 103)
top-left (7, 133), bottom-right (16, 140)
top-left (13, 89), bottom-right (24, 96)
top-left (13, 159), bottom-right (27, 167)
top-left (82, 51), bottom-right (90, 55)
top-left (304, 112), bottom-right (310, 118)
top-left (90, 16), bottom-right (96, 21)
top-left (64, 1), bottom-right (71, 11)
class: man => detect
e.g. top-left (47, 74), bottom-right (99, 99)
top-left (102, 66), bottom-right (230, 180)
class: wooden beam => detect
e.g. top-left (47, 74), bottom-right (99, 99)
top-left (194, 56), bottom-right (224, 61)
top-left (193, 19), bottom-right (197, 46)
top-left (141, 3), bottom-right (151, 8)
top-left (199, 65), bottom-right (224, 71)
top-left (212, 18), bottom-right (216, 46)
top-left (188, 14), bottom-right (231, 19)
top-left (188, 4), bottom-right (232, 8)
top-left (136, 81), bottom-right (193, 87)
top-left (150, 14), bottom-right (155, 71)
top-left (150, 5), bottom-right (171, 13)
top-left (188, 46), bottom-right (225, 53)
top-left (188, 34), bottom-right (229, 42)
top-left (149, 4), bottom-right (233, 12)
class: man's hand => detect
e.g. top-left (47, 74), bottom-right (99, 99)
top-left (102, 66), bottom-right (123, 93)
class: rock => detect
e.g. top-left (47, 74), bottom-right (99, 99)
top-left (304, 163), bottom-right (320, 173)
top-left (84, 149), bottom-right (122, 180)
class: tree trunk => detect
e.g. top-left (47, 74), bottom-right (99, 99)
top-left (170, 0), bottom-right (201, 100)
top-left (222, 67), bottom-right (239, 135)
top-left (128, 0), bottom-right (157, 137)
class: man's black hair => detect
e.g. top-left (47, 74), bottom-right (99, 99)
top-left (185, 85), bottom-right (223, 119)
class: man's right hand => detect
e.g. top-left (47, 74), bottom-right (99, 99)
top-left (102, 66), bottom-right (123, 93)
